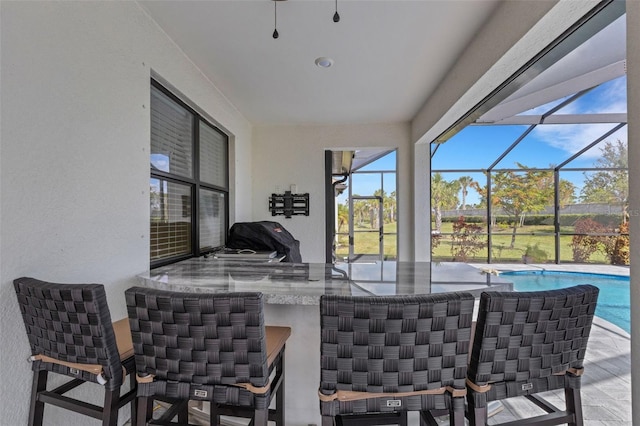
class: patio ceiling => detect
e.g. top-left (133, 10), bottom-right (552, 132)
top-left (137, 0), bottom-right (500, 126)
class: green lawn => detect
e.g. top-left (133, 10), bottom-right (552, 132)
top-left (334, 222), bottom-right (616, 263)
top-left (432, 223), bottom-right (609, 263)
top-left (335, 222), bottom-right (397, 259)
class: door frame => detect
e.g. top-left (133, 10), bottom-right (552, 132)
top-left (349, 195), bottom-right (384, 262)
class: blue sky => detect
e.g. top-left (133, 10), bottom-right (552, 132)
top-left (431, 75), bottom-right (627, 206)
top-left (338, 74), bottom-right (627, 209)
top-left (336, 151), bottom-right (397, 206)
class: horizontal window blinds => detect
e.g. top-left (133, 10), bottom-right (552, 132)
top-left (151, 86), bottom-right (193, 178)
top-left (199, 122), bottom-right (227, 188)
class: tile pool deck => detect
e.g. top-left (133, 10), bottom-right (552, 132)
top-left (471, 263), bottom-right (631, 425)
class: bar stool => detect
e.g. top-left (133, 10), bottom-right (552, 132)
top-left (125, 287), bottom-right (290, 426)
top-left (319, 292), bottom-right (475, 426)
top-left (13, 277), bottom-right (137, 426)
top-left (466, 285), bottom-right (599, 426)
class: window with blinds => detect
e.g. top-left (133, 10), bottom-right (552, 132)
top-left (150, 80), bottom-right (229, 267)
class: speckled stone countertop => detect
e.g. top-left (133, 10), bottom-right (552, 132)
top-left (138, 258), bottom-right (513, 305)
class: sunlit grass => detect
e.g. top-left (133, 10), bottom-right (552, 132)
top-left (432, 223), bottom-right (609, 263)
top-left (335, 221), bottom-right (612, 263)
top-left (335, 222), bottom-right (397, 259)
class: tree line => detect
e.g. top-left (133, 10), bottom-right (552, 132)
top-left (337, 189), bottom-right (397, 232)
top-left (431, 140), bottom-right (628, 249)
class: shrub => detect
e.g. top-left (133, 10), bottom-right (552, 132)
top-left (571, 218), bottom-right (629, 265)
top-left (523, 243), bottom-right (548, 263)
top-left (450, 216), bottom-right (485, 261)
top-left (431, 232), bottom-right (442, 254)
top-left (610, 222), bottom-right (630, 265)
top-left (571, 218), bottom-right (604, 262)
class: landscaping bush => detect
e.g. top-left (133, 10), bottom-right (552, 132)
top-left (449, 216), bottom-right (485, 261)
top-left (523, 243), bottom-right (548, 263)
top-left (571, 218), bottom-right (629, 265)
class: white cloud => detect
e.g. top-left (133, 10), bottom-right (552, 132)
top-left (533, 124), bottom-right (627, 159)
top-left (581, 76), bottom-right (627, 114)
top-left (531, 76), bottom-right (627, 158)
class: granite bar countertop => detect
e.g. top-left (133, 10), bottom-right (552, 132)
top-left (138, 258), bottom-right (513, 305)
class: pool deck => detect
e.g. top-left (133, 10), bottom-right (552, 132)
top-left (475, 262), bottom-right (629, 277)
top-left (470, 263), bottom-right (631, 425)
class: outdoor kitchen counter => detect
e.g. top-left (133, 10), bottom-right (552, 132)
top-left (138, 257), bottom-right (513, 304)
top-left (137, 258), bottom-right (513, 426)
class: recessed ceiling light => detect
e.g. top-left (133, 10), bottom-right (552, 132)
top-left (315, 57), bottom-right (334, 68)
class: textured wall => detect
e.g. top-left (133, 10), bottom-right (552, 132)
top-left (0, 2), bottom-right (252, 424)
top-left (252, 123), bottom-right (412, 263)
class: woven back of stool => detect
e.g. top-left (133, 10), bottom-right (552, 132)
top-left (319, 292), bottom-right (475, 416)
top-left (13, 277), bottom-right (124, 391)
top-left (467, 284), bottom-right (599, 404)
top-left (125, 287), bottom-right (270, 408)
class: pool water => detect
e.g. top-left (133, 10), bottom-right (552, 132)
top-left (500, 271), bottom-right (630, 333)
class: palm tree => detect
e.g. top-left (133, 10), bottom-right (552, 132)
top-left (388, 191), bottom-right (397, 223)
top-left (431, 173), bottom-right (459, 233)
top-left (351, 195), bottom-right (367, 227)
top-left (337, 203), bottom-right (349, 232)
top-left (458, 176), bottom-right (474, 210)
top-left (373, 189), bottom-right (388, 228)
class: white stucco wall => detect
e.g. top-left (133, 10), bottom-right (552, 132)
top-left (252, 123), bottom-right (413, 263)
top-left (626, 1), bottom-right (639, 423)
top-left (0, 2), bottom-right (252, 424)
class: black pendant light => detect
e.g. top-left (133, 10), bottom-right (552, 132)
top-left (272, 0), bottom-right (339, 40)
top-left (272, 0), bottom-right (281, 39)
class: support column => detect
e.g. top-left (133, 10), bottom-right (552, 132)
top-left (626, 1), bottom-right (640, 424)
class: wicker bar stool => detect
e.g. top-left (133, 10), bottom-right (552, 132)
top-left (125, 287), bottom-right (290, 426)
top-left (13, 277), bottom-right (137, 426)
top-left (466, 284), bottom-right (600, 426)
top-left (319, 292), bottom-right (475, 426)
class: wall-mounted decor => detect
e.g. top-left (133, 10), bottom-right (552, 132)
top-left (269, 191), bottom-right (309, 218)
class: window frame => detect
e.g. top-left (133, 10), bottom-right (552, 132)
top-left (150, 79), bottom-right (229, 268)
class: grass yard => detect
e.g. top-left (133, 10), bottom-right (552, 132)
top-left (432, 223), bottom-right (609, 263)
top-left (335, 222), bottom-right (398, 260)
top-left (334, 222), bottom-right (616, 264)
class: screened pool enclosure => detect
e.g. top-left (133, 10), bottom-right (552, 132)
top-left (430, 3), bottom-right (628, 265)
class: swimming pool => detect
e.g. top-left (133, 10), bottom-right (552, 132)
top-left (500, 271), bottom-right (630, 333)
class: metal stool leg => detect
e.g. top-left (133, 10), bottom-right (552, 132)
top-left (28, 370), bottom-right (47, 426)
